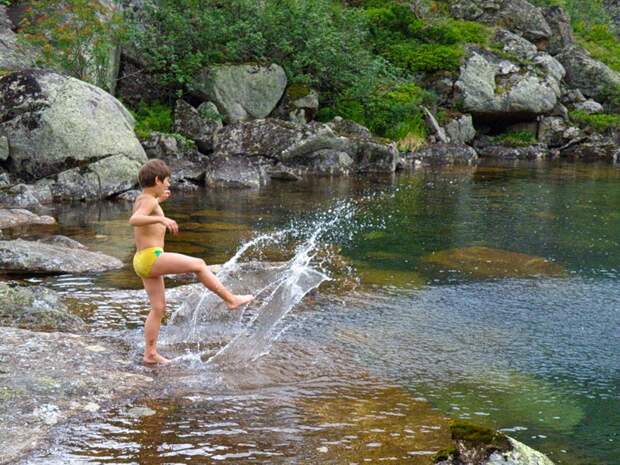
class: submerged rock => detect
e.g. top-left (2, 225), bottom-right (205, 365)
top-left (421, 246), bottom-right (565, 279)
top-left (0, 238), bottom-right (124, 274)
top-left (0, 326), bottom-right (152, 465)
top-left (0, 283), bottom-right (86, 332)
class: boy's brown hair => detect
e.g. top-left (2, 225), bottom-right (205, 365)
top-left (138, 159), bottom-right (171, 188)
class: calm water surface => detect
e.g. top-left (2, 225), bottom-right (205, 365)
top-left (11, 161), bottom-right (620, 465)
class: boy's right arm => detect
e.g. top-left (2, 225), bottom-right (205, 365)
top-left (129, 196), bottom-right (179, 234)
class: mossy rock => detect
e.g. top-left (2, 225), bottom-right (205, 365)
top-left (287, 83), bottom-right (312, 100)
top-left (433, 445), bottom-right (458, 463)
top-left (450, 420), bottom-right (511, 450)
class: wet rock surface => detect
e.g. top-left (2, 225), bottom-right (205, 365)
top-left (0, 283), bottom-right (86, 332)
top-left (0, 326), bottom-right (152, 465)
top-left (0, 238), bottom-right (124, 274)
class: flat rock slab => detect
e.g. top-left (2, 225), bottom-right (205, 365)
top-left (0, 327), bottom-right (153, 465)
top-left (0, 208), bottom-right (55, 230)
top-left (0, 238), bottom-right (123, 274)
top-left (421, 246), bottom-right (566, 279)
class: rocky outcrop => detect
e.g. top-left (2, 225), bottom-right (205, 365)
top-left (0, 326), bottom-right (152, 465)
top-left (192, 64), bottom-right (288, 123)
top-left (0, 6), bottom-right (35, 71)
top-left (274, 84), bottom-right (320, 124)
top-left (0, 183), bottom-right (53, 208)
top-left (449, 0), bottom-right (552, 43)
top-left (204, 153), bottom-right (269, 189)
top-left (0, 209), bottom-right (54, 230)
top-left (173, 99), bottom-right (222, 153)
top-left (0, 70), bottom-right (146, 181)
top-left (556, 46), bottom-right (620, 108)
top-left (0, 283), bottom-right (85, 332)
top-left (0, 238), bottom-right (124, 274)
top-left (444, 114), bottom-right (476, 144)
top-left (213, 118), bottom-right (399, 175)
top-left (542, 6), bottom-right (575, 55)
top-left (537, 116), bottom-right (582, 147)
top-left (407, 143), bottom-right (478, 166)
top-left (475, 141), bottom-right (549, 160)
top-left (560, 134), bottom-right (620, 161)
top-left (455, 47), bottom-right (564, 122)
top-left (142, 132), bottom-right (208, 182)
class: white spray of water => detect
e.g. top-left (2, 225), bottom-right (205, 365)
top-left (168, 201), bottom-right (357, 367)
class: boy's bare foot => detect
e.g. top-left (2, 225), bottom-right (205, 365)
top-left (143, 353), bottom-right (171, 365)
top-left (227, 294), bottom-right (254, 310)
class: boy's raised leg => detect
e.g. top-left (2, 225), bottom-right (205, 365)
top-left (142, 276), bottom-right (170, 364)
top-left (149, 252), bottom-right (254, 309)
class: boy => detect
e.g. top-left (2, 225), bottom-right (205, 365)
top-left (129, 159), bottom-right (254, 364)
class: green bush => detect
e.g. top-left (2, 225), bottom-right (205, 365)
top-left (570, 110), bottom-right (620, 131)
top-left (385, 42), bottom-right (464, 72)
top-left (129, 102), bottom-right (173, 140)
top-left (132, 0), bottom-right (385, 97)
top-left (364, 4), bottom-right (489, 73)
top-left (322, 82), bottom-right (431, 146)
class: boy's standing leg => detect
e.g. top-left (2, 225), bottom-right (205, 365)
top-left (142, 275), bottom-right (169, 364)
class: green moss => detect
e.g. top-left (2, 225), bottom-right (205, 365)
top-left (450, 420), bottom-right (510, 450)
top-left (386, 42), bottom-right (464, 73)
top-left (433, 445), bottom-right (458, 463)
top-left (493, 130), bottom-right (537, 147)
top-left (129, 101), bottom-right (173, 140)
top-left (570, 110), bottom-right (620, 132)
top-left (287, 83), bottom-right (312, 100)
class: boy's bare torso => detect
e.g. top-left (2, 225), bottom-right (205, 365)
top-left (132, 194), bottom-right (166, 250)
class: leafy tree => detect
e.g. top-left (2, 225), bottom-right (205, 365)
top-left (19, 0), bottom-right (127, 91)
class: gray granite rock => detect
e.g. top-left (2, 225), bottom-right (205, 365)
top-left (0, 209), bottom-right (55, 230)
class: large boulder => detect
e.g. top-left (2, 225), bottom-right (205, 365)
top-left (0, 70), bottom-right (146, 181)
top-left (49, 154), bottom-right (142, 200)
top-left (0, 283), bottom-right (86, 332)
top-left (192, 64), bottom-right (287, 123)
top-left (449, 0), bottom-right (552, 43)
top-left (455, 47), bottom-right (563, 122)
top-left (0, 6), bottom-right (35, 71)
top-left (556, 46), bottom-right (620, 108)
top-left (204, 154), bottom-right (269, 189)
top-left (0, 208), bottom-right (54, 230)
top-left (0, 238), bottom-right (124, 274)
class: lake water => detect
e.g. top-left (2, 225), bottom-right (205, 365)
top-left (13, 161), bottom-right (620, 465)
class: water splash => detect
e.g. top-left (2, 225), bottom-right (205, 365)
top-left (167, 200), bottom-right (359, 367)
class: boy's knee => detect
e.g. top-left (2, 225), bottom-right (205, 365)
top-left (151, 302), bottom-right (166, 316)
top-left (193, 258), bottom-right (207, 272)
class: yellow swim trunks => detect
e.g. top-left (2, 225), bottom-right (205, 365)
top-left (133, 247), bottom-right (163, 278)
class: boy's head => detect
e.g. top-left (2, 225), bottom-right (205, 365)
top-left (138, 159), bottom-right (171, 188)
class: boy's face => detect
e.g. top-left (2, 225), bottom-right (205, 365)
top-left (155, 176), bottom-right (171, 196)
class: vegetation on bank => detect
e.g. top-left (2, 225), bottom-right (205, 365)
top-left (12, 0), bottom-right (620, 145)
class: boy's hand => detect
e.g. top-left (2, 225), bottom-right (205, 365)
top-left (161, 216), bottom-right (179, 235)
top-left (158, 190), bottom-right (171, 203)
